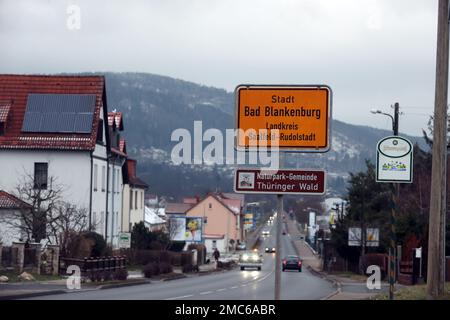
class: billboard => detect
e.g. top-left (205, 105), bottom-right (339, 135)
top-left (366, 228), bottom-right (380, 247)
top-left (348, 227), bottom-right (380, 247)
top-left (169, 216), bottom-right (186, 241)
top-left (348, 227), bottom-right (362, 246)
top-left (169, 216), bottom-right (203, 242)
top-left (185, 217), bottom-right (203, 242)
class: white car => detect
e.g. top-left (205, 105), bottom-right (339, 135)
top-left (262, 230), bottom-right (270, 236)
top-left (239, 251), bottom-right (263, 271)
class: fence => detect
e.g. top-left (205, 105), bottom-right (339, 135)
top-left (59, 256), bottom-right (127, 276)
top-left (0, 242), bottom-right (59, 275)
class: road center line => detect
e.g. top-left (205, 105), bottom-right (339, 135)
top-left (165, 294), bottom-right (193, 300)
top-left (200, 291), bottom-right (213, 295)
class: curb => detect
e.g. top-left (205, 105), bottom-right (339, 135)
top-left (98, 279), bottom-right (151, 289)
top-left (0, 289), bottom-right (67, 300)
top-left (306, 266), bottom-right (342, 300)
top-left (303, 240), bottom-right (318, 256)
top-left (161, 274), bottom-right (187, 282)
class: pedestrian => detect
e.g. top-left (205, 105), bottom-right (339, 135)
top-left (213, 248), bottom-right (220, 267)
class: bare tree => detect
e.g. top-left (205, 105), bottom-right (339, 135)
top-left (1, 171), bottom-right (92, 246)
top-left (48, 202), bottom-right (92, 246)
top-left (0, 172), bottom-right (64, 243)
top-left (165, 217), bottom-right (185, 250)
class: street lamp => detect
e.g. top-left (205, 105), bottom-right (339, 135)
top-left (370, 103), bottom-right (399, 136)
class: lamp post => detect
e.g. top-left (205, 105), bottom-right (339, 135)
top-left (370, 103), bottom-right (400, 300)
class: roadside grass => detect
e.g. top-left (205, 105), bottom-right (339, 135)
top-left (331, 272), bottom-right (368, 282)
top-left (372, 283), bottom-right (450, 300)
top-left (0, 270), bottom-right (63, 283)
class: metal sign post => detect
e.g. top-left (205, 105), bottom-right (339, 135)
top-left (376, 134), bottom-right (413, 300)
top-left (234, 84), bottom-right (332, 301)
top-left (274, 153), bottom-right (284, 300)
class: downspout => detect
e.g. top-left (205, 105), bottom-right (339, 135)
top-left (111, 159), bottom-right (115, 248)
top-left (227, 210), bottom-right (230, 253)
top-left (128, 186), bottom-right (131, 232)
top-left (105, 156), bottom-right (110, 244)
top-left (89, 151), bottom-right (93, 230)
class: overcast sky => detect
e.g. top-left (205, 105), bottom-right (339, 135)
top-left (0, 0), bottom-right (441, 136)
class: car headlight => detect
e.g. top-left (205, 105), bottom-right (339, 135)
top-left (242, 254), bottom-right (249, 261)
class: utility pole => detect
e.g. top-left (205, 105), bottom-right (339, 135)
top-left (274, 153), bottom-right (284, 300)
top-left (427, 0), bottom-right (449, 300)
top-left (390, 102), bottom-right (400, 300)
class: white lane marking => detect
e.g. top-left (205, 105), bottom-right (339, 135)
top-left (200, 291), bottom-right (213, 295)
top-left (165, 294), bottom-right (193, 300)
top-left (230, 286), bottom-right (239, 289)
top-left (216, 288), bottom-right (227, 292)
top-left (241, 284), bottom-right (247, 287)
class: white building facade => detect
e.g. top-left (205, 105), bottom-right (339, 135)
top-left (0, 75), bottom-right (125, 248)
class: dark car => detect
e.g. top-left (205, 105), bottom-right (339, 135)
top-left (282, 255), bottom-right (302, 272)
top-left (265, 247), bottom-right (276, 253)
top-left (282, 230), bottom-right (286, 235)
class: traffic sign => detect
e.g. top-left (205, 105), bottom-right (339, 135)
top-left (118, 232), bottom-right (131, 249)
top-left (235, 85), bottom-right (332, 152)
top-left (376, 136), bottom-right (413, 183)
top-left (234, 168), bottom-right (326, 195)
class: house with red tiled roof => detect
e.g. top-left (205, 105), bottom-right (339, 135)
top-left (0, 190), bottom-right (31, 245)
top-left (0, 74), bottom-right (124, 247)
top-left (121, 158), bottom-right (149, 232)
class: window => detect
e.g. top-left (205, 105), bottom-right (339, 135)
top-left (135, 190), bottom-right (138, 209)
top-left (93, 164), bottom-right (98, 191)
top-left (93, 212), bottom-right (97, 230)
top-left (100, 212), bottom-right (104, 234)
top-left (111, 168), bottom-right (115, 193)
top-left (96, 119), bottom-right (104, 143)
top-left (204, 217), bottom-right (208, 224)
top-left (109, 168), bottom-right (112, 193)
top-left (0, 122), bottom-right (4, 135)
top-left (130, 190), bottom-right (133, 211)
top-left (34, 163), bottom-right (48, 189)
top-left (101, 166), bottom-right (106, 192)
top-left (116, 169), bottom-right (120, 192)
top-left (208, 203), bottom-right (212, 209)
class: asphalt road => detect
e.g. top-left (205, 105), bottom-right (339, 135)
top-left (28, 222), bottom-right (335, 300)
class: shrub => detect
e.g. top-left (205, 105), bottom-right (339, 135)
top-left (168, 241), bottom-right (186, 252)
top-left (142, 262), bottom-right (160, 278)
top-left (102, 271), bottom-right (112, 281)
top-left (182, 264), bottom-right (194, 273)
top-left (160, 250), bottom-right (171, 263)
top-left (181, 252), bottom-right (193, 266)
top-left (114, 268), bottom-right (128, 281)
top-left (170, 252), bottom-right (182, 266)
top-left (159, 262), bottom-right (173, 274)
top-left (182, 264), bottom-right (199, 273)
top-left (83, 231), bottom-right (108, 257)
top-left (135, 250), bottom-right (160, 265)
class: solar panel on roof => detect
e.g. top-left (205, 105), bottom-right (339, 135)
top-left (21, 94), bottom-right (96, 133)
